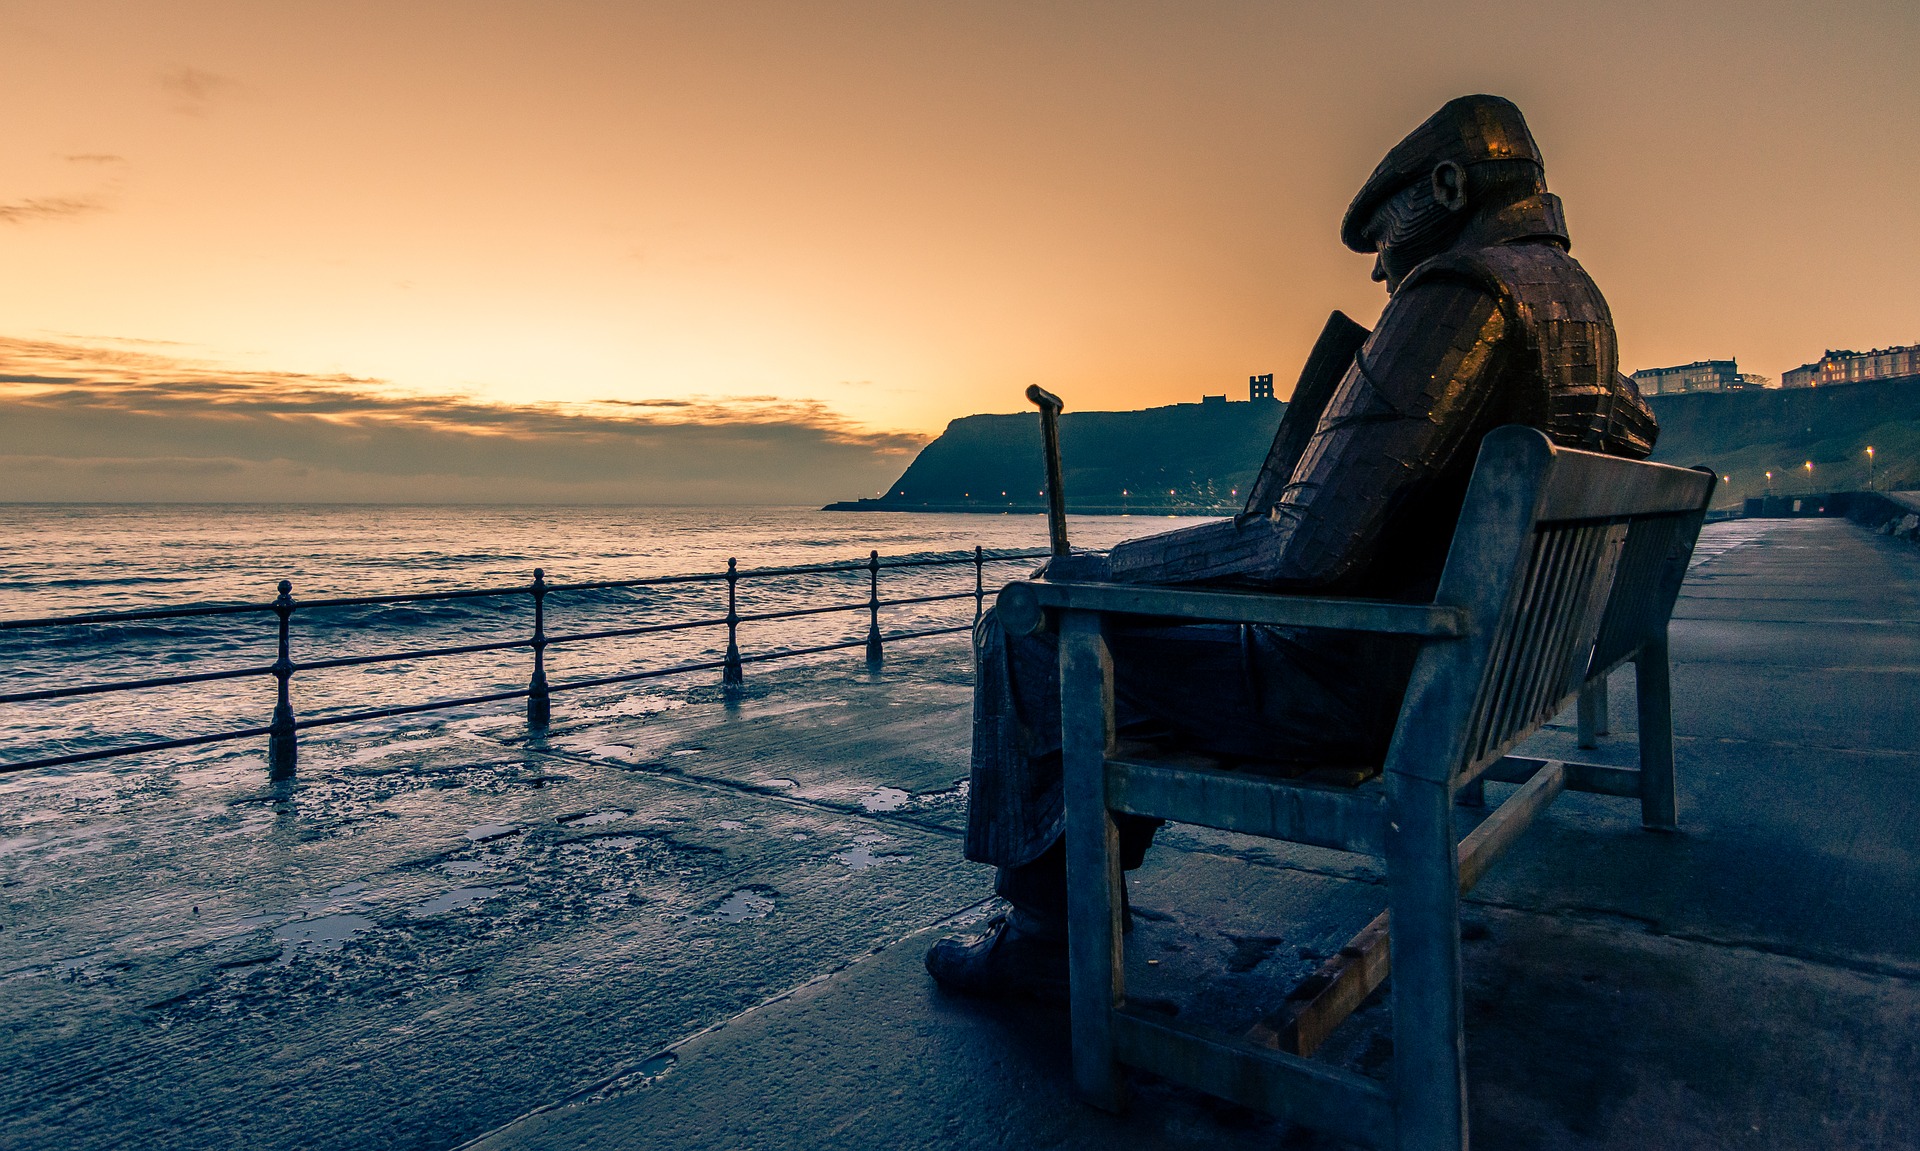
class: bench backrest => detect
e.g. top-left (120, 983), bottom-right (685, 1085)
top-left (1386, 426), bottom-right (1715, 785)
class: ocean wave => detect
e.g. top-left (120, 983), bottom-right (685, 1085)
top-left (0, 504), bottom-right (1182, 771)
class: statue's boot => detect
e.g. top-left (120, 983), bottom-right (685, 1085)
top-left (923, 907), bottom-right (1069, 1004)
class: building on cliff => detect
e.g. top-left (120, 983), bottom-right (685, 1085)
top-left (1630, 359), bottom-right (1748, 396)
top-left (1782, 345), bottom-right (1920, 389)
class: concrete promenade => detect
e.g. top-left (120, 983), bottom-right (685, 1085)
top-left (3, 518), bottom-right (1916, 1149)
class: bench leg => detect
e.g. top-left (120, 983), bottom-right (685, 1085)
top-left (1385, 773), bottom-right (1468, 1151)
top-left (1576, 676), bottom-right (1609, 749)
top-left (1060, 611), bottom-right (1126, 1111)
top-left (1634, 633), bottom-right (1678, 831)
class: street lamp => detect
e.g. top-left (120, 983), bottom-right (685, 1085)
top-left (1803, 460), bottom-right (1814, 494)
top-left (1866, 445), bottom-right (1875, 490)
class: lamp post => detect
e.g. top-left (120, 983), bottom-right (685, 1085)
top-left (1764, 470), bottom-right (1773, 496)
top-left (1803, 460), bottom-right (1814, 496)
top-left (1866, 445), bottom-right (1875, 490)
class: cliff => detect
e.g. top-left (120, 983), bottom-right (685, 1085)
top-left (824, 398), bottom-right (1286, 514)
top-left (827, 377), bottom-right (1920, 513)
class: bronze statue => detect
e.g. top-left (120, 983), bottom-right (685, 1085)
top-left (927, 94), bottom-right (1658, 998)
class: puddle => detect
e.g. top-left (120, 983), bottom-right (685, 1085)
top-left (465, 823), bottom-right (523, 843)
top-left (636, 1051), bottom-right (676, 1078)
top-left (834, 846), bottom-right (912, 871)
top-left (714, 889), bottom-right (775, 923)
top-left (406, 887), bottom-right (498, 918)
top-left (558, 810), bottom-right (630, 827)
top-left (860, 787), bottom-right (910, 813)
top-left (570, 696), bottom-right (680, 720)
top-left (274, 913), bottom-right (376, 964)
top-left (761, 778), bottom-right (796, 790)
top-left (669, 748), bottom-right (704, 757)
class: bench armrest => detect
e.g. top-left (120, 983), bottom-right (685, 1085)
top-left (996, 579), bottom-right (1469, 638)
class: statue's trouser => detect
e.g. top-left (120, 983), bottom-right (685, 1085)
top-left (967, 606), bottom-right (1415, 932)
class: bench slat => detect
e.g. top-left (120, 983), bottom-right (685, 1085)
top-left (1106, 756), bottom-right (1387, 856)
top-left (997, 581), bottom-right (1468, 638)
top-left (1538, 447), bottom-right (1714, 521)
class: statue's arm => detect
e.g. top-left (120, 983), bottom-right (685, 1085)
top-left (1103, 276), bottom-right (1509, 588)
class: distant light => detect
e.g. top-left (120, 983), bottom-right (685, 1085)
top-left (1723, 475), bottom-right (1731, 482)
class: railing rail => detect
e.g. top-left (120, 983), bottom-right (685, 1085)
top-left (2, 545), bottom-right (1047, 778)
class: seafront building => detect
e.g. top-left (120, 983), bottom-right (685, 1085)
top-left (1629, 359), bottom-right (1747, 396)
top-left (1782, 344), bottom-right (1920, 389)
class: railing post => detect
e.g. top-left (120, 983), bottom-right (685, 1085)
top-left (723, 557), bottom-right (744, 692)
top-left (974, 545), bottom-right (986, 624)
top-left (527, 568), bottom-right (551, 731)
top-left (267, 579), bottom-right (298, 781)
top-left (865, 549), bottom-right (884, 669)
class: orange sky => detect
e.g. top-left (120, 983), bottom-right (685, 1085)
top-left (1, 1), bottom-right (1915, 500)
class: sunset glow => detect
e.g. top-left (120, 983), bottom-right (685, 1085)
top-left (2, 1), bottom-right (1915, 501)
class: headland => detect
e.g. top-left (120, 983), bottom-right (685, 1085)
top-left (828, 376), bottom-right (1920, 514)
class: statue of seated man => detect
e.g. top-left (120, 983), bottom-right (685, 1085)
top-left (926, 94), bottom-right (1659, 1000)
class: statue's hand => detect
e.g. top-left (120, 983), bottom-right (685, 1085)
top-left (1037, 552), bottom-right (1111, 582)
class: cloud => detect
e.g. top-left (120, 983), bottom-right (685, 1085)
top-left (158, 66), bottom-right (240, 114)
top-left (2, 156), bottom-right (126, 226)
top-left (0, 336), bottom-right (926, 504)
top-left (0, 195), bottom-right (106, 224)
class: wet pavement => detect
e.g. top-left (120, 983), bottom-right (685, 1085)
top-left (4, 518), bottom-right (1917, 1149)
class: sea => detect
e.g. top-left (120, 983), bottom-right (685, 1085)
top-left (0, 504), bottom-right (1208, 772)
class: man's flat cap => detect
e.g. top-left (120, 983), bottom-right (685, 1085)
top-left (1340, 94), bottom-right (1543, 252)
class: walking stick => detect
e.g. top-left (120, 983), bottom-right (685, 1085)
top-left (1026, 385), bottom-right (1069, 557)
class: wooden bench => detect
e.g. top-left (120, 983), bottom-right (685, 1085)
top-left (994, 426), bottom-right (1716, 1151)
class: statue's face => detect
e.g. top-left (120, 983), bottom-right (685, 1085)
top-left (1366, 161), bottom-right (1468, 292)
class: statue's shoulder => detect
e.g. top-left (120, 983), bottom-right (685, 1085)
top-left (1403, 240), bottom-right (1585, 296)
top-left (1404, 241), bottom-right (1607, 328)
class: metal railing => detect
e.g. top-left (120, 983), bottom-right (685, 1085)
top-left (1, 546), bottom-right (1047, 780)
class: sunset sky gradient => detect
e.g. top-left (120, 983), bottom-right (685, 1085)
top-left (2, 1), bottom-right (1914, 501)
